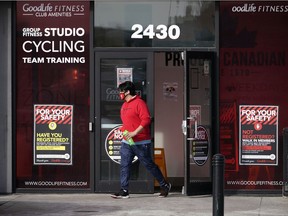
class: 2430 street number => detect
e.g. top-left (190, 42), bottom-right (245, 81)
top-left (131, 24), bottom-right (180, 40)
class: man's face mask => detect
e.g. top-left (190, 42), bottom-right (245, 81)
top-left (119, 92), bottom-right (127, 100)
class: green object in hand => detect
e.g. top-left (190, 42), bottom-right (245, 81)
top-left (123, 130), bottom-right (135, 145)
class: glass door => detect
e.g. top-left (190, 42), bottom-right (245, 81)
top-left (183, 51), bottom-right (216, 195)
top-left (94, 51), bottom-right (154, 193)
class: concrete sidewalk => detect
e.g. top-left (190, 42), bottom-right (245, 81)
top-left (0, 193), bottom-right (287, 216)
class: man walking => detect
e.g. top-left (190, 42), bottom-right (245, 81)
top-left (111, 81), bottom-right (171, 198)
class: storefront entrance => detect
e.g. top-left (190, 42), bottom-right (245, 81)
top-left (94, 51), bottom-right (154, 193)
top-left (183, 51), bottom-right (216, 195)
top-left (94, 50), bottom-right (217, 195)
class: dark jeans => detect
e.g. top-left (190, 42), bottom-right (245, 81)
top-left (120, 142), bottom-right (166, 191)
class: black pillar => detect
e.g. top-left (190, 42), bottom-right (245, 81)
top-left (212, 154), bottom-right (225, 216)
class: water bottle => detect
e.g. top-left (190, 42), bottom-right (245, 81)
top-left (123, 130), bottom-right (135, 145)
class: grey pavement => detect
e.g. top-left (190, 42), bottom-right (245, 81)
top-left (0, 192), bottom-right (287, 216)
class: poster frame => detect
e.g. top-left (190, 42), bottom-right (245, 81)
top-left (33, 104), bottom-right (74, 165)
top-left (239, 105), bottom-right (278, 166)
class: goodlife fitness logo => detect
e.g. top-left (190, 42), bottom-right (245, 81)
top-left (231, 3), bottom-right (288, 13)
top-left (21, 2), bottom-right (85, 17)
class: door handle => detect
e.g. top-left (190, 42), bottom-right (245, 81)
top-left (182, 120), bottom-right (187, 135)
top-left (187, 117), bottom-right (198, 139)
top-left (194, 120), bottom-right (198, 139)
top-left (89, 122), bottom-right (93, 132)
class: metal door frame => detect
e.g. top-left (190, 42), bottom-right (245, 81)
top-left (92, 51), bottom-right (154, 193)
top-left (183, 51), bottom-right (218, 195)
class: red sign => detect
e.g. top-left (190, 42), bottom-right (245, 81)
top-left (34, 104), bottom-right (73, 165)
top-left (239, 105), bottom-right (278, 165)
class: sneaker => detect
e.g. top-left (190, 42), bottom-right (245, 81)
top-left (111, 189), bottom-right (130, 199)
top-left (159, 183), bottom-right (171, 198)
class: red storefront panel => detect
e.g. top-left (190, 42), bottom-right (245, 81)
top-left (220, 1), bottom-right (288, 191)
top-left (16, 1), bottom-right (90, 189)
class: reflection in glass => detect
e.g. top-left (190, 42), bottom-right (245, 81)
top-left (94, 1), bottom-right (215, 47)
top-left (99, 58), bottom-right (147, 181)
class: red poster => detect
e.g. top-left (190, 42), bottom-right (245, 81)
top-left (34, 104), bottom-right (73, 165)
top-left (239, 105), bottom-right (278, 166)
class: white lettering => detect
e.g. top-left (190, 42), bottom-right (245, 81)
top-left (232, 4), bottom-right (257, 13)
top-left (22, 40), bottom-right (84, 53)
top-left (44, 28), bottom-right (85, 37)
top-left (23, 3), bottom-right (53, 12)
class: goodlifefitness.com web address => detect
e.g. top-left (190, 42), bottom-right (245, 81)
top-left (25, 181), bottom-right (88, 187)
top-left (226, 180), bottom-right (285, 186)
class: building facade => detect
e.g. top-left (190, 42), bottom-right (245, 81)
top-left (0, 1), bottom-right (287, 195)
